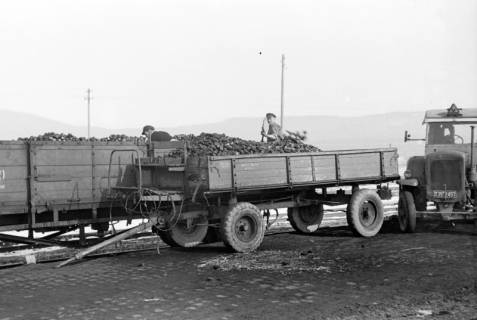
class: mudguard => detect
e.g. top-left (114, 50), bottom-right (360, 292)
top-left (406, 156), bottom-right (426, 185)
top-left (399, 178), bottom-right (418, 187)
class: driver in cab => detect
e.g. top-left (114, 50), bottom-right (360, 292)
top-left (428, 123), bottom-right (455, 144)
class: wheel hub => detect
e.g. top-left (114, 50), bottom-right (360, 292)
top-left (235, 216), bottom-right (256, 242)
top-left (238, 221), bottom-right (250, 232)
top-left (359, 202), bottom-right (377, 227)
top-left (178, 221), bottom-right (198, 234)
top-left (298, 207), bottom-right (317, 224)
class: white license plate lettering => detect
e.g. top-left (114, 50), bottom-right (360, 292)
top-left (433, 190), bottom-right (457, 199)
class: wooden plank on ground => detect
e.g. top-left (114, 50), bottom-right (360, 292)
top-left (0, 236), bottom-right (164, 268)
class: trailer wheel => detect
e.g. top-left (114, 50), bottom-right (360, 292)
top-left (287, 205), bottom-right (324, 233)
top-left (154, 226), bottom-right (179, 247)
top-left (157, 215), bottom-right (209, 248)
top-left (221, 202), bottom-right (265, 253)
top-left (346, 189), bottom-right (384, 237)
top-left (398, 190), bottom-right (417, 233)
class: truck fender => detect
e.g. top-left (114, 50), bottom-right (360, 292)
top-left (399, 178), bottom-right (419, 187)
top-left (405, 156), bottom-right (426, 185)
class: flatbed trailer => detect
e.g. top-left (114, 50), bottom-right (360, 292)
top-left (114, 142), bottom-right (400, 252)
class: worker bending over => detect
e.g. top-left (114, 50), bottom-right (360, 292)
top-left (261, 113), bottom-right (283, 142)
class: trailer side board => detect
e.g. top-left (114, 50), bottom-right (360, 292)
top-left (0, 142), bottom-right (29, 215)
top-left (207, 148), bottom-right (399, 191)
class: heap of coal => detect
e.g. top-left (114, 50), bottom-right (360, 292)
top-left (173, 133), bottom-right (321, 157)
top-left (18, 132), bottom-right (145, 143)
top-left (17, 132), bottom-right (320, 156)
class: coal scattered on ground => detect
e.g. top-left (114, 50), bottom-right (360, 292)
top-left (173, 133), bottom-right (321, 156)
top-left (197, 250), bottom-right (331, 273)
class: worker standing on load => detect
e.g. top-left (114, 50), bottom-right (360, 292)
top-left (261, 113), bottom-right (283, 142)
top-left (141, 125), bottom-right (172, 142)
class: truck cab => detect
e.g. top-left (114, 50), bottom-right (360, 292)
top-left (400, 104), bottom-right (477, 231)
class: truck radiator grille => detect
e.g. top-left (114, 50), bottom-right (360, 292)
top-left (429, 160), bottom-right (462, 190)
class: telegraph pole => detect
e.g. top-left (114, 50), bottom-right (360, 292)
top-left (85, 88), bottom-right (92, 138)
top-left (280, 54), bottom-right (285, 128)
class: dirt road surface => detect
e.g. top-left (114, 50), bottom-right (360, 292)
top-left (0, 222), bottom-right (476, 320)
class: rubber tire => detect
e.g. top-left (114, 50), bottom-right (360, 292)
top-left (398, 190), bottom-right (417, 233)
top-left (414, 187), bottom-right (427, 211)
top-left (346, 189), bottom-right (384, 237)
top-left (221, 202), bottom-right (265, 253)
top-left (287, 204), bottom-right (324, 234)
top-left (156, 228), bottom-right (180, 247)
top-left (157, 216), bottom-right (209, 248)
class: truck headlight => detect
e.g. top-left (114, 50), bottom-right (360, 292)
top-left (404, 170), bottom-right (412, 179)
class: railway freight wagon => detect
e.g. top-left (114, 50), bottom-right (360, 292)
top-left (0, 141), bottom-right (146, 233)
top-left (113, 142), bottom-right (401, 252)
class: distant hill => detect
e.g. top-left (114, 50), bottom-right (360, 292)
top-left (0, 109), bottom-right (427, 166)
top-left (0, 110), bottom-right (112, 139)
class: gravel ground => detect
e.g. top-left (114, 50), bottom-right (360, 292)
top-left (0, 220), bottom-right (476, 320)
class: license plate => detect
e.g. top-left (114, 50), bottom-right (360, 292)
top-left (433, 190), bottom-right (457, 199)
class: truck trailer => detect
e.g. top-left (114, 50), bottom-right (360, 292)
top-left (112, 141), bottom-right (400, 252)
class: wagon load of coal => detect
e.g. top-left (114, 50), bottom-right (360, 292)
top-left (172, 133), bottom-right (320, 157)
top-left (18, 132), bottom-right (80, 142)
top-left (18, 132), bottom-right (145, 143)
top-left (99, 134), bottom-right (146, 143)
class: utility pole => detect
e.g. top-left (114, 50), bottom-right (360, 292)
top-left (280, 54), bottom-right (285, 128)
top-left (85, 88), bottom-right (92, 138)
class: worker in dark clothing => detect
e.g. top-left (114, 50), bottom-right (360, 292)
top-left (141, 125), bottom-right (172, 142)
top-left (261, 113), bottom-right (283, 142)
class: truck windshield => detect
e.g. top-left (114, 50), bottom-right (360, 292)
top-left (427, 123), bottom-right (475, 145)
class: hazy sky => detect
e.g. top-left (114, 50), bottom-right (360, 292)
top-left (0, 0), bottom-right (476, 129)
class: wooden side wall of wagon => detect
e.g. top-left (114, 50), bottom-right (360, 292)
top-left (0, 141), bottom-right (147, 232)
top-left (206, 148), bottom-right (399, 192)
top-left (0, 142), bottom-right (29, 225)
